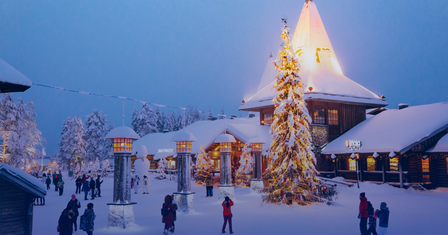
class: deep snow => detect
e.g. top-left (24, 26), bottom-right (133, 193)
top-left (33, 172), bottom-right (448, 235)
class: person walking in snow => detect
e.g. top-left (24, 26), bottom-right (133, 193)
top-left (58, 204), bottom-right (75, 235)
top-left (75, 176), bottom-right (83, 194)
top-left (58, 179), bottom-right (65, 196)
top-left (143, 175), bottom-right (149, 194)
top-left (161, 195), bottom-right (175, 235)
top-left (359, 192), bottom-right (368, 235)
top-left (54, 173), bottom-right (60, 191)
top-left (83, 180), bottom-right (90, 200)
top-left (80, 203), bottom-right (96, 235)
top-left (131, 177), bottom-right (134, 190)
top-left (134, 175), bottom-right (140, 194)
top-left (170, 194), bottom-right (178, 232)
top-left (222, 196), bottom-right (234, 234)
top-left (67, 194), bottom-right (81, 232)
top-left (89, 178), bottom-right (96, 200)
top-left (367, 201), bottom-right (378, 235)
top-left (95, 176), bottom-right (103, 197)
top-left (376, 202), bottom-right (389, 235)
top-left (206, 175), bottom-right (214, 197)
top-left (45, 175), bottom-right (51, 190)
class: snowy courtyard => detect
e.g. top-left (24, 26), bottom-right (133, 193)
top-left (34, 173), bottom-right (448, 235)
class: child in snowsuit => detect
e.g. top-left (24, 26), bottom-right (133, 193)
top-left (58, 179), bottom-right (65, 196)
top-left (222, 196), bottom-right (234, 234)
top-left (367, 201), bottom-right (377, 235)
top-left (376, 202), bottom-right (390, 235)
top-left (143, 175), bottom-right (150, 194)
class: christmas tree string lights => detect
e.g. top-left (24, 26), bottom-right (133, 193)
top-left (195, 144), bottom-right (212, 185)
top-left (235, 143), bottom-right (253, 187)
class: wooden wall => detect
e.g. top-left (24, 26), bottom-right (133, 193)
top-left (0, 178), bottom-right (33, 235)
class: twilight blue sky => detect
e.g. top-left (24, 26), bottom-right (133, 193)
top-left (1, 0), bottom-right (447, 155)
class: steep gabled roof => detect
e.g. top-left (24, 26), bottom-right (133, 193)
top-left (427, 133), bottom-right (448, 153)
top-left (0, 58), bottom-right (32, 93)
top-left (322, 102), bottom-right (448, 155)
top-left (240, 1), bottom-right (387, 111)
top-left (0, 163), bottom-right (46, 198)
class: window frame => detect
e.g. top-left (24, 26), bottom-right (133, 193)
top-left (366, 156), bottom-right (375, 171)
top-left (313, 108), bottom-right (326, 125)
top-left (328, 109), bottom-right (339, 125)
top-left (348, 158), bottom-right (356, 171)
top-left (389, 157), bottom-right (399, 171)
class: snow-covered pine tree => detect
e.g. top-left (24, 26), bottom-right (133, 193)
top-left (236, 143), bottom-right (253, 187)
top-left (131, 108), bottom-right (139, 134)
top-left (58, 116), bottom-right (86, 167)
top-left (262, 19), bottom-right (327, 205)
top-left (155, 107), bottom-right (165, 132)
top-left (164, 110), bottom-right (176, 132)
top-left (207, 108), bottom-right (213, 120)
top-left (83, 110), bottom-right (110, 163)
top-left (103, 122), bottom-right (114, 158)
top-left (219, 107), bottom-right (225, 119)
top-left (194, 144), bottom-right (212, 185)
top-left (155, 158), bottom-right (167, 180)
top-left (199, 110), bottom-right (206, 121)
top-left (25, 101), bottom-right (45, 161)
top-left (174, 110), bottom-right (184, 131)
top-left (136, 103), bottom-right (157, 136)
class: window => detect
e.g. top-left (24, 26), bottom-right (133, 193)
top-left (422, 158), bottom-right (429, 173)
top-left (313, 108), bottom-right (325, 124)
top-left (348, 158), bottom-right (356, 171)
top-left (264, 113), bottom-right (273, 125)
top-left (367, 157), bottom-right (375, 171)
top-left (389, 158), bottom-right (399, 171)
top-left (328, 109), bottom-right (339, 125)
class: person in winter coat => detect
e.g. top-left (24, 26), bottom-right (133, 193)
top-left (222, 196), bottom-right (234, 234)
top-left (58, 179), bottom-right (65, 196)
top-left (131, 177), bottom-right (134, 189)
top-left (45, 175), bottom-right (51, 190)
top-left (81, 203), bottom-right (96, 235)
top-left (359, 192), bottom-right (368, 235)
top-left (83, 180), bottom-right (90, 200)
top-left (367, 201), bottom-right (378, 235)
top-left (76, 177), bottom-right (83, 194)
top-left (134, 175), bottom-right (140, 194)
top-left (376, 202), bottom-right (390, 235)
top-left (206, 175), bottom-right (213, 197)
top-left (95, 176), bottom-right (103, 197)
top-left (170, 194), bottom-right (178, 232)
top-left (54, 173), bottom-right (60, 191)
top-left (58, 205), bottom-right (75, 235)
top-left (89, 178), bottom-right (96, 200)
top-left (67, 194), bottom-right (81, 232)
top-left (162, 195), bottom-right (175, 235)
top-left (143, 175), bottom-right (149, 194)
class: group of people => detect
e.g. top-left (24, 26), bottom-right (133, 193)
top-left (58, 194), bottom-right (96, 235)
top-left (74, 175), bottom-right (103, 200)
top-left (359, 192), bottom-right (390, 235)
top-left (131, 174), bottom-right (150, 194)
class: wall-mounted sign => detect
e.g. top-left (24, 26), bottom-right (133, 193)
top-left (158, 149), bottom-right (174, 153)
top-left (345, 140), bottom-right (362, 151)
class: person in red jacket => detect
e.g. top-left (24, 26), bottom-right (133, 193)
top-left (359, 192), bottom-right (368, 235)
top-left (222, 196), bottom-right (234, 234)
top-left (162, 195), bottom-right (175, 235)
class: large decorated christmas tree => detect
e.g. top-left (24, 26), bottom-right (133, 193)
top-left (195, 144), bottom-right (212, 185)
top-left (235, 143), bottom-right (253, 187)
top-left (262, 19), bottom-right (330, 205)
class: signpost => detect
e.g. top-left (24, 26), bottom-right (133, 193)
top-left (346, 140), bottom-right (362, 188)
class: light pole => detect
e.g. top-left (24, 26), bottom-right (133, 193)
top-left (214, 133), bottom-right (236, 200)
top-left (106, 126), bottom-right (140, 229)
top-left (171, 130), bottom-right (197, 213)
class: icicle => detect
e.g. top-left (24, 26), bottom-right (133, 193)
top-left (372, 152), bottom-right (379, 158)
top-left (389, 151), bottom-right (396, 158)
top-left (331, 153), bottom-right (336, 159)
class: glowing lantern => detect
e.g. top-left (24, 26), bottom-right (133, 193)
top-left (106, 126), bottom-right (140, 153)
top-left (215, 134), bottom-right (236, 152)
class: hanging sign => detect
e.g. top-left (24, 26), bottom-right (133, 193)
top-left (345, 140), bottom-right (362, 151)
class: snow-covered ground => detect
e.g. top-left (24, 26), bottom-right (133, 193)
top-left (34, 173), bottom-right (448, 235)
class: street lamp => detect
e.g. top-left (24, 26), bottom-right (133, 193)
top-left (214, 133), bottom-right (236, 199)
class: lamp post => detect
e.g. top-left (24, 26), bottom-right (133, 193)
top-left (248, 136), bottom-right (265, 193)
top-left (214, 134), bottom-right (236, 200)
top-left (105, 126), bottom-right (140, 229)
top-left (171, 130), bottom-right (197, 212)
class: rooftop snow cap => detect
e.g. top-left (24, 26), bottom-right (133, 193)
top-left (106, 126), bottom-right (140, 140)
top-left (214, 134), bottom-right (237, 143)
top-left (247, 136), bottom-right (266, 144)
top-left (171, 130), bottom-right (197, 142)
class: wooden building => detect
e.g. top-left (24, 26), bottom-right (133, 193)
top-left (322, 102), bottom-right (448, 188)
top-left (0, 163), bottom-right (46, 235)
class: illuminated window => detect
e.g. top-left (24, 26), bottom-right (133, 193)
top-left (348, 158), bottom-right (356, 171)
top-left (113, 138), bottom-right (133, 152)
top-left (176, 141), bottom-right (191, 152)
top-left (422, 158), bottom-right (429, 173)
top-left (264, 113), bottom-right (273, 125)
top-left (367, 157), bottom-right (375, 171)
top-left (328, 109), bottom-right (339, 125)
top-left (314, 108), bottom-right (325, 124)
top-left (219, 142), bottom-right (232, 152)
top-left (390, 158), bottom-right (399, 171)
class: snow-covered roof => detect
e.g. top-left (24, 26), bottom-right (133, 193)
top-left (133, 118), bottom-right (272, 160)
top-left (0, 58), bottom-right (32, 93)
top-left (240, 1), bottom-right (387, 111)
top-left (322, 102), bottom-right (448, 155)
top-left (171, 130), bottom-right (197, 142)
top-left (106, 126), bottom-right (140, 140)
top-left (214, 134), bottom-right (237, 143)
top-left (427, 134), bottom-right (448, 153)
top-left (0, 163), bottom-right (46, 198)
